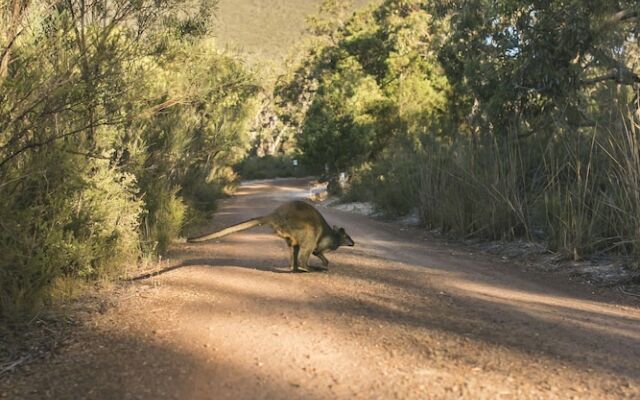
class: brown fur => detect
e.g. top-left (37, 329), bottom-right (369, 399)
top-left (187, 200), bottom-right (354, 272)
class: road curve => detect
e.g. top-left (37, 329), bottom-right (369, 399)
top-left (3, 178), bottom-right (640, 399)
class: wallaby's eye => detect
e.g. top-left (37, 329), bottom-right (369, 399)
top-left (338, 227), bottom-right (345, 234)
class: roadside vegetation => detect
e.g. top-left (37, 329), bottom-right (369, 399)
top-left (0, 0), bottom-right (259, 324)
top-left (2, 0), bottom-right (639, 328)
top-left (235, 155), bottom-right (309, 180)
top-left (274, 0), bottom-right (640, 264)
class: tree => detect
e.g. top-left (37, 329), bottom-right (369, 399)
top-left (0, 0), bottom-right (258, 321)
top-left (436, 0), bottom-right (639, 137)
top-left (277, 0), bottom-right (451, 172)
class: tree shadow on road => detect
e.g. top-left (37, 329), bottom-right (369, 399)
top-left (160, 254), bottom-right (640, 385)
top-left (1, 327), bottom-right (325, 400)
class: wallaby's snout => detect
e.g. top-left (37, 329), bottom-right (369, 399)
top-left (337, 227), bottom-right (355, 247)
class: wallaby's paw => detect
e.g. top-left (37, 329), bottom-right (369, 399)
top-left (292, 267), bottom-right (309, 273)
top-left (308, 265), bottom-right (328, 272)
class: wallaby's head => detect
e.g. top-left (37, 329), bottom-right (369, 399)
top-left (334, 226), bottom-right (355, 247)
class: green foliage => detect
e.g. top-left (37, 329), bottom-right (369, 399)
top-left (345, 147), bottom-right (420, 217)
top-left (300, 56), bottom-right (389, 171)
top-left (132, 39), bottom-right (260, 252)
top-left (0, 150), bottom-right (142, 320)
top-left (418, 135), bottom-right (532, 240)
top-left (0, 0), bottom-right (259, 321)
top-left (536, 120), bottom-right (640, 261)
top-left (235, 155), bottom-right (309, 180)
top-left (283, 0), bottom-right (640, 265)
top-left (277, 0), bottom-right (450, 173)
top-left (437, 0), bottom-right (639, 138)
top-left (425, 0), bottom-right (640, 257)
top-left (139, 184), bottom-right (186, 255)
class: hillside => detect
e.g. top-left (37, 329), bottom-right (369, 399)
top-left (213, 0), bottom-right (374, 68)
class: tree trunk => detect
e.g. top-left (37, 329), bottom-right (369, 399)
top-left (0, 0), bottom-right (29, 81)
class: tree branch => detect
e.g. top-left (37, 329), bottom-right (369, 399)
top-left (0, 0), bottom-right (29, 80)
top-left (62, 149), bottom-right (112, 160)
top-left (580, 67), bottom-right (640, 86)
top-left (609, 8), bottom-right (639, 24)
top-left (0, 118), bottom-right (125, 170)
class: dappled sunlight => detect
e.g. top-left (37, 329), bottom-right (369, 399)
top-left (451, 280), bottom-right (640, 322)
top-left (131, 269), bottom-right (637, 398)
top-left (162, 268), bottom-right (301, 301)
top-left (449, 280), bottom-right (640, 342)
top-left (26, 177), bottom-right (634, 399)
top-left (5, 0), bottom-right (639, 396)
top-left (14, 320), bottom-right (329, 400)
top-left (139, 245), bottom-right (640, 385)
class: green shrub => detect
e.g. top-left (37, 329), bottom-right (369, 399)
top-left (235, 155), bottom-right (309, 179)
top-left (0, 0), bottom-right (259, 323)
top-left (345, 147), bottom-right (420, 217)
top-left (0, 151), bottom-right (142, 321)
top-left (140, 184), bottom-right (186, 255)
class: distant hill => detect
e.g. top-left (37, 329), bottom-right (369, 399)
top-left (213, 0), bottom-right (374, 69)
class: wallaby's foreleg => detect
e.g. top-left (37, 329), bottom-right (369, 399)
top-left (290, 245), bottom-right (300, 272)
top-left (313, 251), bottom-right (329, 267)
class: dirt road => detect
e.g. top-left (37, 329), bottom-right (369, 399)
top-left (3, 179), bottom-right (640, 399)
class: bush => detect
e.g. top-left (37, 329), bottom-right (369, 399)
top-left (345, 147), bottom-right (420, 217)
top-left (0, 151), bottom-right (142, 321)
top-left (235, 155), bottom-right (309, 179)
top-left (140, 185), bottom-right (186, 255)
top-left (0, 0), bottom-right (259, 323)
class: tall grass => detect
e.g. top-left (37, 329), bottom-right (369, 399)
top-left (599, 116), bottom-right (640, 261)
top-left (415, 110), bottom-right (640, 264)
top-left (540, 116), bottom-right (640, 261)
top-left (418, 136), bottom-right (531, 240)
top-left (540, 129), bottom-right (602, 259)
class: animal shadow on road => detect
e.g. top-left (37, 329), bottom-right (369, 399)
top-left (126, 258), bottom-right (328, 281)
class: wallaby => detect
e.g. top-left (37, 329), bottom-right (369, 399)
top-left (187, 200), bottom-right (354, 272)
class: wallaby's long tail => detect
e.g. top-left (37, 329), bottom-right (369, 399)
top-left (187, 217), bottom-right (267, 243)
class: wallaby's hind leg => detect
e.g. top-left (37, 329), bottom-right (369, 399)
top-left (298, 247), bottom-right (313, 272)
top-left (290, 245), bottom-right (301, 272)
